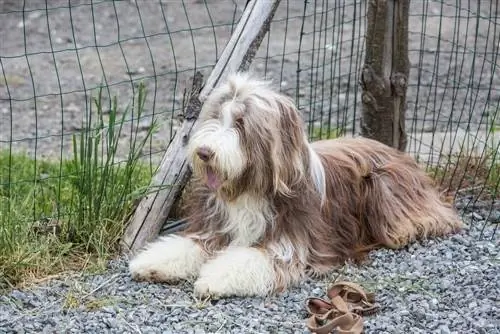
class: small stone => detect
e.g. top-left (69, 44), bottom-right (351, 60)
top-left (102, 306), bottom-right (116, 315)
top-left (486, 211), bottom-right (500, 223)
top-left (28, 12), bottom-right (42, 20)
top-left (439, 325), bottom-right (451, 334)
top-left (472, 212), bottom-right (483, 221)
top-left (65, 103), bottom-right (80, 113)
top-left (441, 279), bottom-right (452, 290)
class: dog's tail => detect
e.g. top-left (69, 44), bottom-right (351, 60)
top-left (360, 162), bottom-right (464, 249)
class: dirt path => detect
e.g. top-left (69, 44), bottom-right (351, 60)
top-left (0, 0), bottom-right (497, 164)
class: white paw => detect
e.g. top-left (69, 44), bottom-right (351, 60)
top-left (193, 246), bottom-right (275, 298)
top-left (129, 235), bottom-right (206, 283)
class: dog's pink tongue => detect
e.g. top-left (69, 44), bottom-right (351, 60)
top-left (206, 169), bottom-right (221, 190)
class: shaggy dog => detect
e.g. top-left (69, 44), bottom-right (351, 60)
top-left (129, 73), bottom-right (463, 298)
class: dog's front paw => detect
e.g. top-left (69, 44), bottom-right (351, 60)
top-left (129, 235), bottom-right (206, 283)
top-left (193, 246), bottom-right (275, 298)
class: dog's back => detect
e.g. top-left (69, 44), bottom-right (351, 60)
top-left (310, 136), bottom-right (463, 252)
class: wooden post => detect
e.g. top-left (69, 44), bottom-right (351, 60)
top-left (121, 0), bottom-right (281, 253)
top-left (360, 0), bottom-right (410, 151)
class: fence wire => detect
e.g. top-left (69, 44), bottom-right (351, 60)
top-left (253, 0), bottom-right (499, 238)
top-left (0, 0), bottom-right (498, 239)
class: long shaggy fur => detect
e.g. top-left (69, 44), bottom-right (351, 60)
top-left (129, 73), bottom-right (463, 298)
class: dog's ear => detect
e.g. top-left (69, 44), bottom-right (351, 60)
top-left (270, 94), bottom-right (309, 197)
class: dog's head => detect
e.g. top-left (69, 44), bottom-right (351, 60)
top-left (187, 73), bottom-right (314, 198)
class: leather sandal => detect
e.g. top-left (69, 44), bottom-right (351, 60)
top-left (326, 281), bottom-right (380, 316)
top-left (305, 281), bottom-right (380, 334)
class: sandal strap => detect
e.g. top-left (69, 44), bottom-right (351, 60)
top-left (306, 311), bottom-right (363, 334)
top-left (305, 297), bottom-right (335, 315)
top-left (327, 281), bottom-right (370, 302)
top-left (328, 281), bottom-right (379, 315)
top-left (305, 281), bottom-right (380, 333)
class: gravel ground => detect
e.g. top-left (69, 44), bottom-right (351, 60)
top-left (1, 2), bottom-right (499, 333)
top-left (0, 204), bottom-right (498, 334)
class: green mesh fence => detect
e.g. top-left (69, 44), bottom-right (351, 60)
top-left (0, 0), bottom-right (498, 242)
top-left (250, 0), bottom-right (499, 238)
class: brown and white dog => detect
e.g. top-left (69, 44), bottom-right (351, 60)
top-left (128, 73), bottom-right (463, 298)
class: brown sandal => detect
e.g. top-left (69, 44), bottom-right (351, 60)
top-left (305, 281), bottom-right (380, 334)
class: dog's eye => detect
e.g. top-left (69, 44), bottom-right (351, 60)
top-left (234, 116), bottom-right (244, 129)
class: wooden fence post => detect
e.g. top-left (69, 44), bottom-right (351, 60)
top-left (121, 0), bottom-right (281, 253)
top-left (360, 0), bottom-right (410, 151)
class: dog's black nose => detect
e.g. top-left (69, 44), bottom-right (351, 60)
top-left (196, 147), bottom-right (213, 162)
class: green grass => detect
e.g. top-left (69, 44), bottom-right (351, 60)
top-left (307, 121), bottom-right (500, 200)
top-left (309, 124), bottom-right (344, 141)
top-left (0, 83), bottom-right (156, 290)
top-left (428, 107), bottom-right (500, 200)
top-left (428, 151), bottom-right (500, 200)
top-left (1, 91), bottom-right (497, 291)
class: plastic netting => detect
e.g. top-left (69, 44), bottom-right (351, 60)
top-left (0, 0), bottom-right (498, 237)
top-left (249, 0), bottom-right (499, 236)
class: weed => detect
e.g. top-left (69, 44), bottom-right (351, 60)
top-left (309, 124), bottom-right (344, 141)
top-left (84, 297), bottom-right (118, 311)
top-left (429, 108), bottom-right (500, 200)
top-left (0, 83), bottom-right (155, 290)
top-left (63, 292), bottom-right (81, 310)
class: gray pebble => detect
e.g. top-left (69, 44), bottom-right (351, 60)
top-left (472, 212), bottom-right (484, 221)
top-left (0, 210), bottom-right (498, 334)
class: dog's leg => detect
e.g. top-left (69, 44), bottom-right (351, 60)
top-left (193, 246), bottom-right (275, 298)
top-left (129, 235), bottom-right (207, 283)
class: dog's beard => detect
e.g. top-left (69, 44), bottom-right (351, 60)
top-left (188, 122), bottom-right (247, 191)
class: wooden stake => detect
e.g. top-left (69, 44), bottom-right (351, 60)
top-left (360, 0), bottom-right (410, 151)
top-left (121, 0), bottom-right (281, 253)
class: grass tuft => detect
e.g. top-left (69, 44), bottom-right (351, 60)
top-left (307, 120), bottom-right (500, 201)
top-left (309, 125), bottom-right (343, 141)
top-left (428, 108), bottom-right (500, 201)
top-left (0, 83), bottom-right (155, 290)
top-left (429, 150), bottom-right (500, 200)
